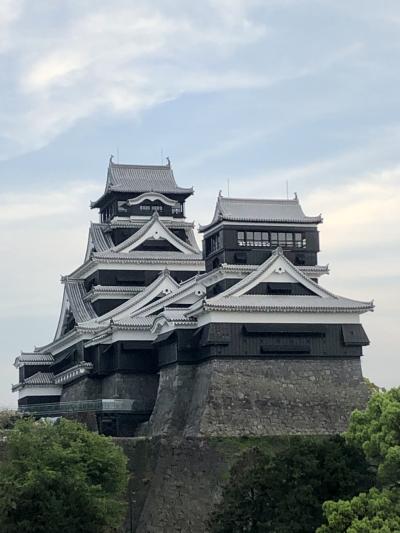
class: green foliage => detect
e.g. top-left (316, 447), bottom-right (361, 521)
top-left (319, 387), bottom-right (400, 531)
top-left (0, 418), bottom-right (128, 533)
top-left (317, 488), bottom-right (400, 533)
top-left (209, 436), bottom-right (373, 533)
top-left (346, 387), bottom-right (400, 487)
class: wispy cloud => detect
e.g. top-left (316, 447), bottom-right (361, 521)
top-left (2, 0), bottom-right (389, 160)
top-left (0, 1), bottom-right (270, 158)
top-left (0, 183), bottom-right (101, 222)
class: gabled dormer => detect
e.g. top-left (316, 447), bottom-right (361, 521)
top-left (112, 212), bottom-right (200, 255)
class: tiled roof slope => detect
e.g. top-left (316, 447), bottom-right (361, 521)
top-left (199, 194), bottom-right (322, 231)
top-left (90, 224), bottom-right (114, 252)
top-left (24, 372), bottom-right (55, 385)
top-left (65, 280), bottom-right (98, 323)
top-left (201, 295), bottom-right (373, 313)
top-left (92, 158), bottom-right (193, 207)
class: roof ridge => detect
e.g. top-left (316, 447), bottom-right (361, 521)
top-left (110, 162), bottom-right (172, 170)
top-left (220, 196), bottom-right (299, 204)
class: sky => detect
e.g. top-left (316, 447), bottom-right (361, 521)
top-left (0, 0), bottom-right (399, 407)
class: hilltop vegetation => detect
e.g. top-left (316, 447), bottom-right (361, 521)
top-left (210, 387), bottom-right (400, 533)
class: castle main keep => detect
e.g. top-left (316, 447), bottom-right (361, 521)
top-left (13, 158), bottom-right (373, 437)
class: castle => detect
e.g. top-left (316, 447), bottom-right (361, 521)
top-left (13, 158), bottom-right (373, 437)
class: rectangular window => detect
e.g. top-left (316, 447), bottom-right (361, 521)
top-left (237, 230), bottom-right (306, 249)
top-left (207, 232), bottom-right (221, 254)
top-left (140, 205), bottom-right (151, 211)
top-left (152, 205), bottom-right (163, 212)
top-left (238, 231), bottom-right (270, 247)
top-left (286, 233), bottom-right (293, 246)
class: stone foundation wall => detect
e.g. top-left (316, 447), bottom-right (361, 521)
top-left (147, 358), bottom-right (369, 437)
top-left (142, 365), bottom-right (197, 436)
top-left (61, 376), bottom-right (101, 402)
top-left (60, 373), bottom-right (158, 413)
top-left (101, 373), bottom-right (159, 412)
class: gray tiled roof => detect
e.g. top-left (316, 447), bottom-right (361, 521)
top-left (24, 372), bottom-right (55, 385)
top-left (85, 285), bottom-right (144, 299)
top-left (90, 224), bottom-right (114, 252)
top-left (92, 159), bottom-right (193, 206)
top-left (15, 353), bottom-right (54, 367)
top-left (19, 352), bottom-right (54, 363)
top-left (114, 316), bottom-right (155, 329)
top-left (202, 295), bottom-right (374, 313)
top-left (93, 250), bottom-right (203, 262)
top-left (65, 280), bottom-right (98, 323)
top-left (110, 219), bottom-right (195, 229)
top-left (199, 194), bottom-right (322, 231)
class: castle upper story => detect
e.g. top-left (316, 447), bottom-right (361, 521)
top-left (200, 193), bottom-right (322, 271)
top-left (92, 156), bottom-right (193, 222)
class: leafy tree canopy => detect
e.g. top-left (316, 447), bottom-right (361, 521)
top-left (0, 418), bottom-right (128, 533)
top-left (317, 488), bottom-right (400, 533)
top-left (209, 436), bottom-right (373, 533)
top-left (319, 387), bottom-right (400, 532)
top-left (346, 387), bottom-right (400, 487)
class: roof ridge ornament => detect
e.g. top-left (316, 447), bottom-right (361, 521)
top-left (109, 154), bottom-right (114, 165)
top-left (166, 156), bottom-right (171, 168)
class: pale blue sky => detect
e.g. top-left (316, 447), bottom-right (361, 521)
top-left (0, 0), bottom-right (399, 406)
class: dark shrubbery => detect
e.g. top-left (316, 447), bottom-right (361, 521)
top-left (209, 436), bottom-right (374, 533)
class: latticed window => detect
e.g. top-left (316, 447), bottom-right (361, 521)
top-left (238, 231), bottom-right (306, 248)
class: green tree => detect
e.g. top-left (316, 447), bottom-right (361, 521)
top-left (318, 388), bottom-right (400, 532)
top-left (317, 488), bottom-right (400, 533)
top-left (209, 436), bottom-right (373, 533)
top-left (0, 418), bottom-right (128, 533)
top-left (346, 388), bottom-right (400, 487)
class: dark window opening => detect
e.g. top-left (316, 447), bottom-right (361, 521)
top-left (139, 204), bottom-right (164, 213)
top-left (238, 230), bottom-right (306, 249)
top-left (172, 204), bottom-right (183, 215)
top-left (206, 232), bottom-right (221, 255)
